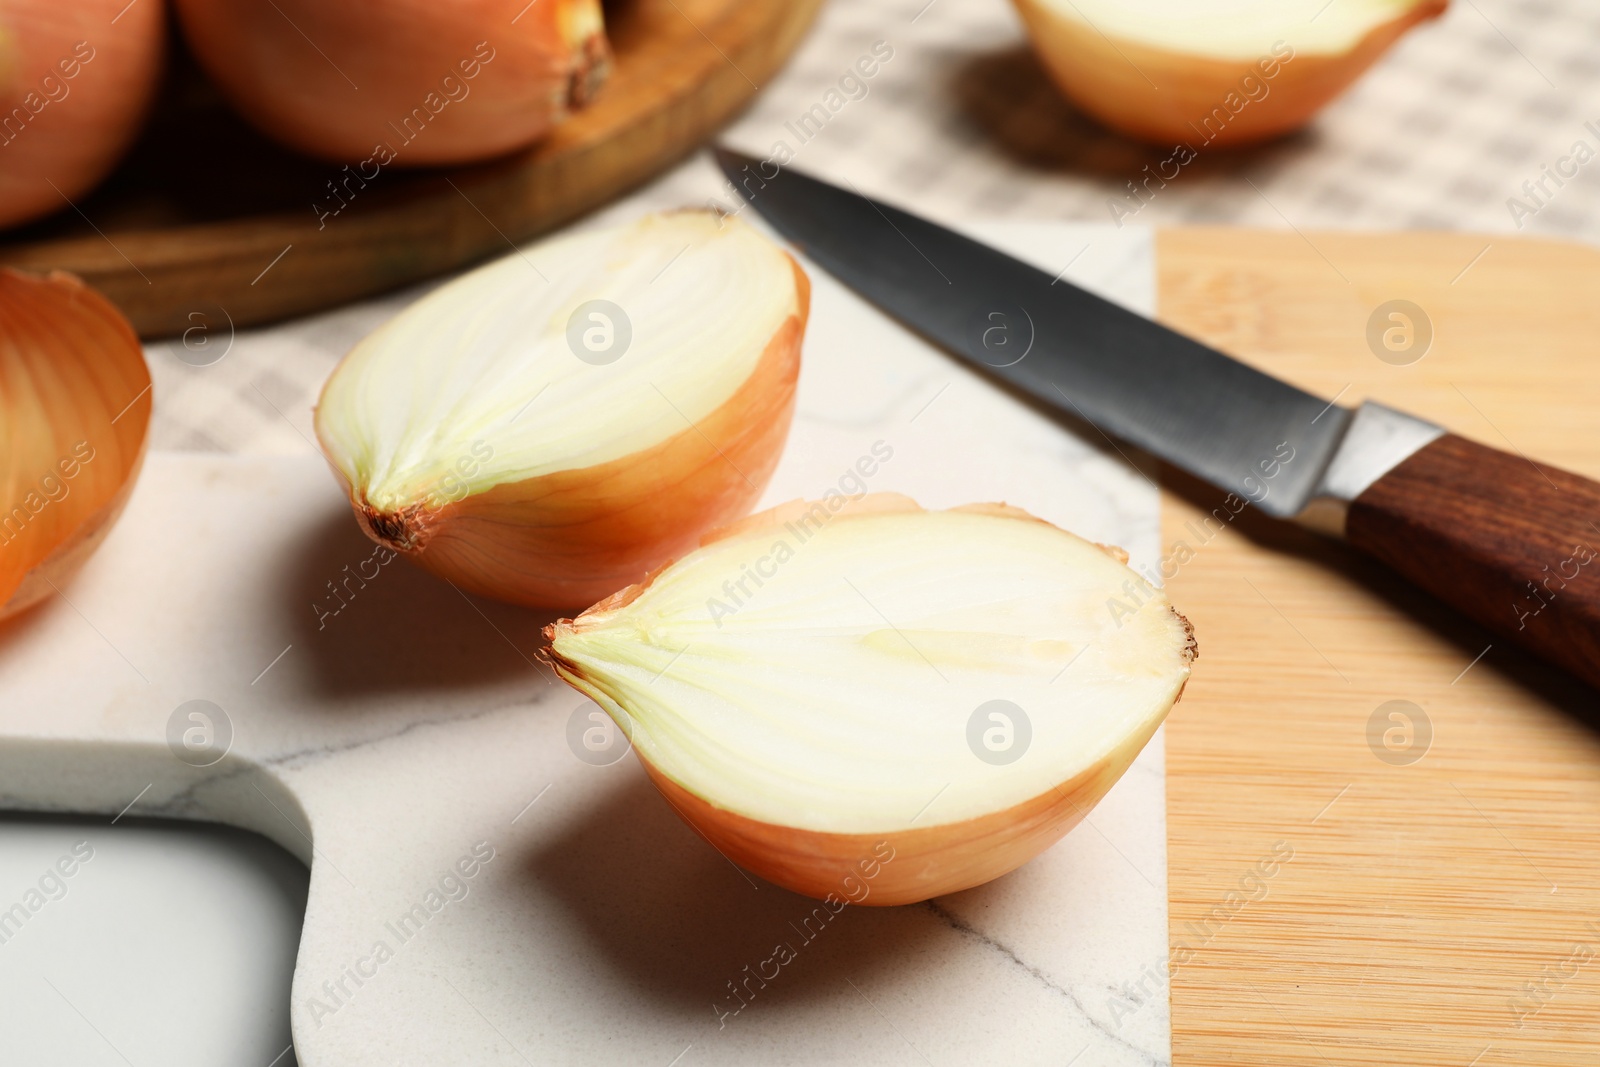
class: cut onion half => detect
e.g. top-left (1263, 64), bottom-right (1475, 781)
top-left (0, 270), bottom-right (151, 620)
top-left (1011, 0), bottom-right (1447, 147)
top-left (545, 496), bottom-right (1195, 905)
top-left (314, 210), bottom-right (809, 610)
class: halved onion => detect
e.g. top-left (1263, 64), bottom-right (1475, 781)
top-left (0, 270), bottom-right (151, 620)
top-left (545, 496), bottom-right (1195, 905)
top-left (0, 0), bottom-right (167, 227)
top-left (314, 210), bottom-right (809, 610)
top-left (1011, 0), bottom-right (1447, 147)
top-left (170, 0), bottom-right (608, 165)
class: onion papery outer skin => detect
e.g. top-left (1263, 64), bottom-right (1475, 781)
top-left (0, 269), bottom-right (151, 620)
top-left (544, 498), bottom-right (1195, 906)
top-left (170, 0), bottom-right (609, 165)
top-left (0, 0), bottom-right (167, 227)
top-left (1011, 0), bottom-right (1446, 148)
top-left (635, 715), bottom-right (1160, 906)
top-left (319, 254), bottom-right (809, 611)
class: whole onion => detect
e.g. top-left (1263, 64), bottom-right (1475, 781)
top-left (0, 0), bottom-right (166, 227)
top-left (171, 0), bottom-right (609, 165)
top-left (0, 269), bottom-right (151, 619)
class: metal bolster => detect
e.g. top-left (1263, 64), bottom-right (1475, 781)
top-left (1295, 401), bottom-right (1447, 537)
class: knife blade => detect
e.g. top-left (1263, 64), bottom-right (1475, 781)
top-left (713, 147), bottom-right (1600, 692)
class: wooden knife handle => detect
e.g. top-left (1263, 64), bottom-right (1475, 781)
top-left (1346, 433), bottom-right (1600, 690)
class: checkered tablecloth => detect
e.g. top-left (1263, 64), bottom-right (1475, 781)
top-left (145, 0), bottom-right (1600, 453)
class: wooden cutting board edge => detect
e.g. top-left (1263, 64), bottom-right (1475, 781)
top-left (1156, 227), bottom-right (1600, 1067)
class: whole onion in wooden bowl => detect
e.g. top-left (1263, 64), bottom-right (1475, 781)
top-left (0, 0), bottom-right (167, 227)
top-left (170, 0), bottom-right (610, 165)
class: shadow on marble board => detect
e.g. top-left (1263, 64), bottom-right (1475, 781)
top-left (523, 767), bottom-right (1008, 1017)
top-left (276, 508), bottom-right (557, 701)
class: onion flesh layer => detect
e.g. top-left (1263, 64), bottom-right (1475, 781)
top-left (1036, 0), bottom-right (1437, 59)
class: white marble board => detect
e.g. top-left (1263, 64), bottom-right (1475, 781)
top-left (0, 223), bottom-right (1171, 1066)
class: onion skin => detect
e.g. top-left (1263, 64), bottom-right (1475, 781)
top-left (323, 258), bottom-right (809, 610)
top-left (545, 498), bottom-right (1195, 905)
top-left (0, 0), bottom-right (167, 227)
top-left (171, 0), bottom-right (609, 165)
top-left (1011, 0), bottom-right (1447, 147)
top-left (637, 714), bottom-right (1163, 906)
top-left (0, 270), bottom-right (151, 620)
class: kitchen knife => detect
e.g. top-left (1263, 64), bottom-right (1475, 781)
top-left (713, 147), bottom-right (1600, 691)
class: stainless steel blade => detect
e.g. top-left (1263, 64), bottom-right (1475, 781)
top-left (713, 148), bottom-right (1354, 520)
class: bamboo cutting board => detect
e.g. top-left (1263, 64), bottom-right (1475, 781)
top-left (1156, 229), bottom-right (1600, 1066)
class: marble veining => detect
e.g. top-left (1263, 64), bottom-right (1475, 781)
top-left (0, 224), bottom-right (1170, 1065)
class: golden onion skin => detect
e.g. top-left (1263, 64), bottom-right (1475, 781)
top-left (633, 710), bottom-right (1165, 906)
top-left (0, 270), bottom-right (151, 620)
top-left (171, 0), bottom-right (609, 165)
top-left (0, 0), bottom-right (166, 227)
top-left (1011, 0), bottom-right (1447, 148)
